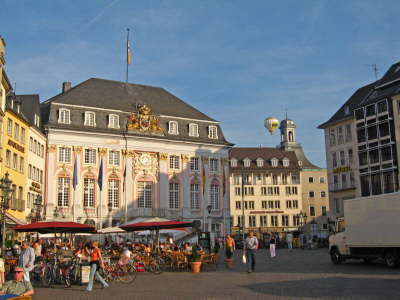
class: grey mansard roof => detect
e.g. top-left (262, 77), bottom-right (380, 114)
top-left (41, 78), bottom-right (232, 146)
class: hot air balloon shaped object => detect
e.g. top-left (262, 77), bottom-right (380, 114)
top-left (264, 117), bottom-right (279, 135)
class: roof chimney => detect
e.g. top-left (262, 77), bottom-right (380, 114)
top-left (62, 82), bottom-right (72, 93)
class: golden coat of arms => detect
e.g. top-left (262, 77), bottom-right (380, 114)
top-left (127, 104), bottom-right (163, 135)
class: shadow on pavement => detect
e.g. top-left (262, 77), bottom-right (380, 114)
top-left (241, 277), bottom-right (400, 299)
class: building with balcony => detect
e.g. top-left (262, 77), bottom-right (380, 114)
top-left (41, 78), bottom-right (232, 235)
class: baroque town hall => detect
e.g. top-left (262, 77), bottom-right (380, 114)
top-left (41, 78), bottom-right (232, 235)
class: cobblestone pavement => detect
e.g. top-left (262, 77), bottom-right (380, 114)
top-left (32, 248), bottom-right (400, 300)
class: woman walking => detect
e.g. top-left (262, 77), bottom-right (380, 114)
top-left (86, 241), bottom-right (109, 292)
top-left (269, 234), bottom-right (276, 258)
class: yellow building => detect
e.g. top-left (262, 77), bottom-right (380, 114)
top-left (2, 95), bottom-right (29, 223)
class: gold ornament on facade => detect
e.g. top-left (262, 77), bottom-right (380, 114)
top-left (127, 150), bottom-right (136, 158)
top-left (121, 149), bottom-right (128, 156)
top-left (159, 153), bottom-right (168, 160)
top-left (98, 148), bottom-right (107, 156)
top-left (201, 156), bottom-right (209, 164)
top-left (181, 154), bottom-right (189, 161)
top-left (127, 104), bottom-right (163, 134)
top-left (47, 144), bottom-right (57, 152)
top-left (73, 146), bottom-right (82, 153)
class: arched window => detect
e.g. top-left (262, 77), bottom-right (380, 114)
top-left (57, 177), bottom-right (70, 207)
top-left (210, 182), bottom-right (220, 209)
top-left (283, 158), bottom-right (290, 167)
top-left (190, 181), bottom-right (200, 209)
top-left (169, 181), bottom-right (180, 209)
top-left (271, 158), bottom-right (278, 167)
top-left (83, 177), bottom-right (95, 207)
top-left (230, 159), bottom-right (237, 167)
top-left (288, 131), bottom-right (293, 142)
top-left (138, 181), bottom-right (152, 208)
top-left (108, 114), bottom-right (120, 129)
top-left (108, 178), bottom-right (120, 208)
top-left (168, 121), bottom-right (179, 135)
top-left (189, 123), bottom-right (199, 137)
top-left (84, 111), bottom-right (96, 127)
top-left (243, 158), bottom-right (251, 167)
top-left (208, 126), bottom-right (218, 139)
top-left (58, 108), bottom-right (71, 124)
top-left (256, 158), bottom-right (264, 167)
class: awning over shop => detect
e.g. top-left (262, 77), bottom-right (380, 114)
top-left (5, 212), bottom-right (26, 226)
top-left (15, 221), bottom-right (96, 234)
top-left (120, 220), bottom-right (195, 232)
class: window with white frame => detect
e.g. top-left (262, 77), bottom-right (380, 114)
top-left (210, 158), bottom-right (219, 172)
top-left (243, 158), bottom-right (251, 167)
top-left (58, 109), bottom-right (71, 124)
top-left (108, 150), bottom-right (120, 166)
top-left (188, 123), bottom-right (199, 137)
top-left (138, 181), bottom-right (152, 208)
top-left (230, 159), bottom-right (237, 167)
top-left (84, 111), bottom-right (96, 126)
top-left (58, 147), bottom-right (71, 163)
top-left (12, 154), bottom-right (17, 170)
top-left (271, 158), bottom-right (278, 167)
top-left (19, 157), bottom-right (24, 173)
top-left (169, 155), bottom-right (179, 169)
top-left (108, 179), bottom-right (120, 208)
top-left (83, 178), bottom-right (95, 207)
top-left (29, 138), bottom-right (33, 151)
top-left (14, 123), bottom-right (19, 140)
top-left (57, 177), bottom-right (70, 207)
top-left (208, 125), bottom-right (218, 139)
top-left (168, 121), bottom-right (179, 135)
top-left (20, 128), bottom-right (25, 144)
top-left (34, 114), bottom-right (40, 127)
top-left (256, 158), bottom-right (264, 167)
top-left (7, 119), bottom-right (12, 136)
top-left (108, 114), bottom-right (120, 128)
top-left (190, 157), bottom-right (199, 171)
top-left (190, 183), bottom-right (200, 209)
top-left (169, 182), bottom-right (180, 209)
top-left (283, 158), bottom-right (289, 167)
top-left (84, 149), bottom-right (96, 164)
top-left (210, 183), bottom-right (219, 209)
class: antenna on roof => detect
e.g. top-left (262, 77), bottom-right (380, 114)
top-left (370, 64), bottom-right (379, 80)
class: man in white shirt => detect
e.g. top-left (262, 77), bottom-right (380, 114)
top-left (245, 232), bottom-right (258, 273)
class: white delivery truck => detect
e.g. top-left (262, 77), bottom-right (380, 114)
top-left (329, 192), bottom-right (400, 267)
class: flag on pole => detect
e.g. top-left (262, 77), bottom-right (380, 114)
top-left (127, 29), bottom-right (131, 65)
top-left (202, 159), bottom-right (206, 196)
top-left (98, 158), bottom-right (104, 191)
top-left (73, 156), bottom-right (78, 190)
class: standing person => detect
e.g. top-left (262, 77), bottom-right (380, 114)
top-left (269, 234), bottom-right (276, 258)
top-left (245, 232), bottom-right (258, 273)
top-left (225, 234), bottom-right (235, 259)
top-left (86, 241), bottom-right (109, 292)
top-left (286, 233), bottom-right (293, 251)
top-left (33, 239), bottom-right (43, 262)
top-left (18, 241), bottom-right (35, 282)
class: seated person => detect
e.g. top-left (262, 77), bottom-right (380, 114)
top-left (0, 267), bottom-right (34, 298)
top-left (118, 247), bottom-right (132, 266)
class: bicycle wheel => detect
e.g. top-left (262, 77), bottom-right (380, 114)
top-left (149, 261), bottom-right (162, 275)
top-left (117, 270), bottom-right (136, 284)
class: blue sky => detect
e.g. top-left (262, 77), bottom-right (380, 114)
top-left (1, 0), bottom-right (400, 167)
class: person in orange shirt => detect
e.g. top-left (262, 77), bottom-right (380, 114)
top-left (86, 241), bottom-right (109, 292)
top-left (225, 234), bottom-right (235, 259)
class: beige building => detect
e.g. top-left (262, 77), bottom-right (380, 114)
top-left (229, 147), bottom-right (303, 237)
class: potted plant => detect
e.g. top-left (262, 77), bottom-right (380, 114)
top-left (190, 245), bottom-right (202, 273)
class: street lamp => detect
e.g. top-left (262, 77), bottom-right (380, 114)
top-left (0, 173), bottom-right (13, 258)
top-left (206, 204), bottom-right (212, 233)
top-left (30, 195), bottom-right (43, 223)
top-left (53, 206), bottom-right (60, 219)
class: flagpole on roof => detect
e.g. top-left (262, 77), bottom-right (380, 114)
top-left (126, 28), bottom-right (131, 83)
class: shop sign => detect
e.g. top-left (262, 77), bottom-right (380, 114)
top-left (8, 139), bottom-right (24, 153)
top-left (333, 166), bottom-right (351, 173)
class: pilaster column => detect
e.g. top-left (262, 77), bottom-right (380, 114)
top-left (159, 153), bottom-right (168, 210)
top-left (181, 154), bottom-right (190, 219)
top-left (45, 144), bottom-right (57, 219)
top-left (125, 150), bottom-right (134, 218)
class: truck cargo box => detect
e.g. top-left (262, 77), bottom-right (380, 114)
top-left (344, 192), bottom-right (400, 247)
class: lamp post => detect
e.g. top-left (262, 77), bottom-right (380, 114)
top-left (33, 195), bottom-right (43, 222)
top-left (0, 173), bottom-right (13, 258)
top-left (53, 206), bottom-right (60, 219)
top-left (207, 204), bottom-right (212, 232)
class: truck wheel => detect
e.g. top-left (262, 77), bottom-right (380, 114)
top-left (330, 248), bottom-right (343, 265)
top-left (385, 252), bottom-right (399, 268)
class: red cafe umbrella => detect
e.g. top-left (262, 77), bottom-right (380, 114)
top-left (15, 221), bottom-right (96, 234)
top-left (120, 220), bottom-right (194, 232)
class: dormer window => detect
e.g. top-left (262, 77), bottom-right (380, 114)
top-left (188, 123), bottom-right (199, 137)
top-left (169, 121), bottom-right (179, 135)
top-left (208, 126), bottom-right (218, 139)
top-left (243, 158), bottom-right (251, 167)
top-left (84, 111), bottom-right (96, 127)
top-left (230, 159), bottom-right (237, 167)
top-left (283, 158), bottom-right (289, 167)
top-left (256, 158), bottom-right (264, 167)
top-left (58, 109), bottom-right (71, 124)
top-left (108, 114), bottom-right (120, 129)
top-left (271, 158), bottom-right (278, 167)
top-left (34, 114), bottom-right (40, 127)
